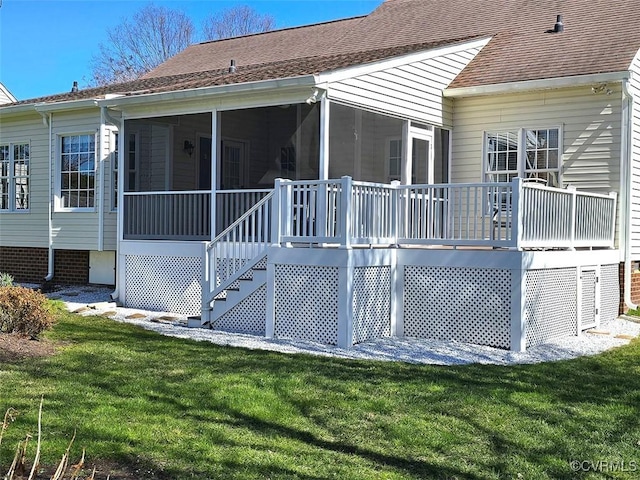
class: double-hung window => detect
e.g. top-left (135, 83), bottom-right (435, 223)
top-left (60, 134), bottom-right (96, 209)
top-left (0, 142), bottom-right (30, 212)
top-left (485, 127), bottom-right (561, 186)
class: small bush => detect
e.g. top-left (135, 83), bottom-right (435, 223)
top-left (0, 286), bottom-right (55, 338)
top-left (0, 272), bottom-right (13, 287)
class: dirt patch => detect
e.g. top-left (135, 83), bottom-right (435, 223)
top-left (0, 333), bottom-right (59, 362)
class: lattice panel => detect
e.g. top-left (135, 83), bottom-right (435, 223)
top-left (403, 266), bottom-right (511, 349)
top-left (600, 264), bottom-right (620, 322)
top-left (214, 285), bottom-right (266, 335)
top-left (580, 269), bottom-right (597, 329)
top-left (525, 268), bottom-right (577, 347)
top-left (352, 266), bottom-right (391, 344)
top-left (125, 255), bottom-right (201, 315)
top-left (274, 265), bottom-right (339, 345)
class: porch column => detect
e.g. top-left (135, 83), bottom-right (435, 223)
top-left (210, 109), bottom-right (219, 240)
top-left (401, 120), bottom-right (412, 185)
top-left (319, 96), bottom-right (330, 180)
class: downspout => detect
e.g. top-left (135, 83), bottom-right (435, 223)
top-left (38, 112), bottom-right (55, 282)
top-left (98, 110), bottom-right (105, 252)
top-left (622, 78), bottom-right (637, 310)
top-left (100, 106), bottom-right (121, 301)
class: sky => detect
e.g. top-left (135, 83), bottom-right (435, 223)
top-left (0, 0), bottom-right (383, 101)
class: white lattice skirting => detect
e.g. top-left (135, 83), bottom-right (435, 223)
top-left (403, 266), bottom-right (512, 349)
top-left (274, 265), bottom-right (340, 345)
top-left (125, 254), bottom-right (201, 316)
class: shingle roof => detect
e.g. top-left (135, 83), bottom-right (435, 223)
top-left (142, 16), bottom-right (366, 79)
top-left (5, 0), bottom-right (640, 107)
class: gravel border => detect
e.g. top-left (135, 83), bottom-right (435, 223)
top-left (41, 284), bottom-right (640, 366)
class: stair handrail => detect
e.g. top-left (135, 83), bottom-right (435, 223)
top-left (203, 191), bottom-right (274, 313)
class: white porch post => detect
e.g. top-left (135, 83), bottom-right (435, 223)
top-left (340, 176), bottom-right (353, 249)
top-left (567, 185), bottom-right (577, 250)
top-left (117, 119), bottom-right (126, 306)
top-left (210, 109), bottom-right (219, 239)
top-left (401, 120), bottom-right (412, 185)
top-left (337, 253), bottom-right (354, 348)
top-left (512, 177), bottom-right (523, 250)
top-left (510, 266), bottom-right (527, 352)
top-left (200, 242), bottom-right (211, 325)
top-left (319, 96), bottom-right (330, 180)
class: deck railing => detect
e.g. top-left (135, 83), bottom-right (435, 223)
top-left (123, 178), bottom-right (617, 250)
top-left (123, 189), bottom-right (270, 240)
top-left (123, 191), bottom-right (211, 240)
top-left (202, 192), bottom-right (274, 319)
top-left (273, 177), bottom-right (617, 250)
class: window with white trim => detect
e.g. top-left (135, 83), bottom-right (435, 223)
top-left (60, 134), bottom-right (96, 209)
top-left (0, 142), bottom-right (30, 211)
top-left (485, 127), bottom-right (561, 186)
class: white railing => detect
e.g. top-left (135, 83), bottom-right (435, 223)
top-left (123, 191), bottom-right (210, 240)
top-left (202, 191), bottom-right (274, 316)
top-left (519, 183), bottom-right (617, 249)
top-left (216, 189), bottom-right (271, 235)
top-left (272, 177), bottom-right (617, 250)
top-left (123, 178), bottom-right (617, 251)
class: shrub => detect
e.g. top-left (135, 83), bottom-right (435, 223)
top-left (0, 272), bottom-right (13, 287)
top-left (0, 286), bottom-right (55, 338)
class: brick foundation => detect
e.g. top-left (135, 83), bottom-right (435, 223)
top-left (619, 262), bottom-right (640, 314)
top-left (53, 250), bottom-right (89, 284)
top-left (0, 246), bottom-right (49, 283)
top-left (0, 246), bottom-right (89, 285)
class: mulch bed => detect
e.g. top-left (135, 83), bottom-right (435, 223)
top-left (0, 333), bottom-right (58, 362)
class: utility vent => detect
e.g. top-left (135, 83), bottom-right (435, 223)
top-left (229, 59), bottom-right (236, 73)
top-left (70, 81), bottom-right (79, 93)
top-left (553, 15), bottom-right (564, 33)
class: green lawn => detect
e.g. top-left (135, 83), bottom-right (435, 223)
top-left (1, 307), bottom-right (640, 479)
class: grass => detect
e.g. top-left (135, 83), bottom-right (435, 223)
top-left (1, 306), bottom-right (640, 479)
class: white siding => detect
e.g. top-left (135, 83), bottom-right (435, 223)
top-left (0, 108), bottom-right (117, 252)
top-left (628, 48), bottom-right (640, 258)
top-left (326, 42), bottom-right (486, 128)
top-left (0, 112), bottom-right (50, 247)
top-left (452, 85), bottom-right (623, 245)
top-left (452, 86), bottom-right (622, 190)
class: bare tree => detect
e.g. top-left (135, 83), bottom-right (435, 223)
top-left (89, 4), bottom-right (194, 86)
top-left (202, 5), bottom-right (275, 41)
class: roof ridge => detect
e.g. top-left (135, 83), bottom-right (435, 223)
top-left (195, 14), bottom-right (368, 47)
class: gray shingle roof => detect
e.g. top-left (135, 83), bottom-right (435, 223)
top-left (5, 0), bottom-right (640, 107)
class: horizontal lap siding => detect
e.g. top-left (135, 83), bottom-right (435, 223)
top-left (452, 85), bottom-right (622, 246)
top-left (51, 109), bottom-right (115, 251)
top-left (629, 49), bottom-right (640, 258)
top-left (0, 113), bottom-right (51, 247)
top-left (327, 45), bottom-right (484, 128)
top-left (1, 108), bottom-right (117, 252)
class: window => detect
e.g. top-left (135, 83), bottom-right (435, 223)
top-left (0, 142), bottom-right (30, 212)
top-left (60, 134), bottom-right (96, 209)
top-left (485, 128), bottom-right (561, 185)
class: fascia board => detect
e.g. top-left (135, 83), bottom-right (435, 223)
top-left (444, 71), bottom-right (630, 97)
top-left (97, 75), bottom-right (319, 109)
top-left (316, 37), bottom-right (492, 85)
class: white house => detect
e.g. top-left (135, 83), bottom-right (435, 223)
top-left (1, 0), bottom-right (638, 351)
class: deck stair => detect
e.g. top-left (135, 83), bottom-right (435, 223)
top-left (210, 256), bottom-right (267, 320)
top-left (196, 190), bottom-right (274, 328)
